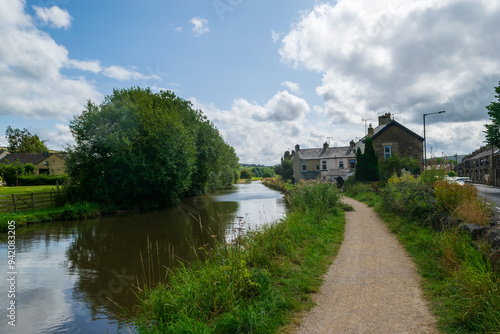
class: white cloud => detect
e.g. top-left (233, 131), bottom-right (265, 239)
top-left (0, 0), bottom-right (158, 121)
top-left (66, 59), bottom-right (102, 73)
top-left (190, 91), bottom-right (311, 165)
top-left (278, 0), bottom-right (500, 157)
top-left (33, 5), bottom-right (72, 29)
top-left (175, 26), bottom-right (182, 32)
top-left (190, 17), bottom-right (209, 36)
top-left (0, 1), bottom-right (101, 119)
top-left (37, 123), bottom-right (75, 150)
top-left (281, 81), bottom-right (301, 94)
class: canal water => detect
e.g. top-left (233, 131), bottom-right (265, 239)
top-left (0, 181), bottom-right (286, 334)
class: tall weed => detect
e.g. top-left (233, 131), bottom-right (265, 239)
top-left (434, 181), bottom-right (477, 212)
top-left (286, 181), bottom-right (340, 215)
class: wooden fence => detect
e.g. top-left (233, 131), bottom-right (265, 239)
top-left (0, 192), bottom-right (56, 212)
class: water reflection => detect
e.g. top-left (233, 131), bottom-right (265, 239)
top-left (0, 181), bottom-right (285, 333)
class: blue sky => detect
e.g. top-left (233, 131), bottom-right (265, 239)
top-left (1, 0), bottom-right (500, 165)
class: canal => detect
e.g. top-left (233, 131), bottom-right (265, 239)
top-left (0, 181), bottom-right (286, 333)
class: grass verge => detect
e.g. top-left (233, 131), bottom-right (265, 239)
top-left (0, 202), bottom-right (100, 232)
top-left (349, 191), bottom-right (500, 333)
top-left (133, 181), bottom-right (345, 333)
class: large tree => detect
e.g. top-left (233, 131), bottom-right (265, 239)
top-left (66, 87), bottom-right (239, 209)
top-left (5, 126), bottom-right (48, 153)
top-left (484, 82), bottom-right (500, 147)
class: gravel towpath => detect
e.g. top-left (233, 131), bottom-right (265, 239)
top-left (294, 197), bottom-right (438, 334)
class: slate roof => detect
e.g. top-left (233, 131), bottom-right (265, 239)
top-left (297, 146), bottom-right (356, 160)
top-left (356, 120), bottom-right (424, 151)
top-left (0, 153), bottom-right (48, 165)
top-left (371, 120), bottom-right (424, 141)
top-left (466, 148), bottom-right (500, 161)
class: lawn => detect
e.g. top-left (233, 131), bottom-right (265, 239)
top-left (0, 185), bottom-right (57, 195)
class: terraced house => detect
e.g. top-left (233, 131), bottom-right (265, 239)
top-left (291, 113), bottom-right (424, 181)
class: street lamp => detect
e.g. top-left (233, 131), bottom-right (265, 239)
top-left (423, 110), bottom-right (446, 169)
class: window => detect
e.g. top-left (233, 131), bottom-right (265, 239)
top-left (339, 161), bottom-right (344, 169)
top-left (322, 160), bottom-right (327, 170)
top-left (302, 161), bottom-right (307, 171)
top-left (350, 159), bottom-right (356, 168)
top-left (316, 164), bottom-right (320, 171)
top-left (384, 146), bottom-right (392, 159)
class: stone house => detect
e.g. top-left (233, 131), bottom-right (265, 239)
top-left (292, 141), bottom-right (357, 182)
top-left (458, 145), bottom-right (500, 185)
top-left (290, 113), bottom-right (424, 181)
top-left (360, 113), bottom-right (424, 165)
top-left (0, 153), bottom-right (67, 175)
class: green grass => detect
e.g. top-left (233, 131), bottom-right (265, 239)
top-left (0, 202), bottom-right (100, 232)
top-left (0, 185), bottom-right (56, 195)
top-left (349, 191), bottom-right (500, 333)
top-left (133, 181), bottom-right (346, 333)
top-left (261, 177), bottom-right (295, 193)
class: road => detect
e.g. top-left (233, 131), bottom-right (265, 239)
top-left (474, 183), bottom-right (500, 221)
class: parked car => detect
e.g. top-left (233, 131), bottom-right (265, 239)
top-left (444, 176), bottom-right (472, 185)
top-left (455, 177), bottom-right (472, 185)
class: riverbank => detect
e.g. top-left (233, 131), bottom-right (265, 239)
top-left (0, 202), bottom-right (100, 232)
top-left (133, 182), bottom-right (346, 333)
top-left (261, 177), bottom-right (295, 193)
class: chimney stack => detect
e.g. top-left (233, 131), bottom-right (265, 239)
top-left (295, 144), bottom-right (300, 152)
top-left (350, 140), bottom-right (355, 149)
top-left (323, 141), bottom-right (329, 149)
top-left (378, 113), bottom-right (392, 126)
top-left (367, 124), bottom-right (374, 138)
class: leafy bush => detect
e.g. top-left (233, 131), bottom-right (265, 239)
top-left (381, 172), bottom-right (437, 222)
top-left (420, 165), bottom-right (447, 185)
top-left (240, 169), bottom-right (253, 179)
top-left (379, 155), bottom-right (420, 184)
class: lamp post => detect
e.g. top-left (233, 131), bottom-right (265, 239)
top-left (423, 110), bottom-right (446, 169)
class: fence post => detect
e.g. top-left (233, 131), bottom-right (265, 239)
top-left (12, 194), bottom-right (17, 212)
top-left (31, 193), bottom-right (35, 209)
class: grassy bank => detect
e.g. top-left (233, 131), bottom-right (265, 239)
top-left (0, 202), bottom-right (100, 232)
top-left (0, 185), bottom-right (56, 195)
top-left (346, 176), bottom-right (500, 333)
top-left (133, 182), bottom-right (346, 333)
top-left (261, 177), bottom-right (295, 193)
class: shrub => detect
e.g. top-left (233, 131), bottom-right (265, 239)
top-left (240, 169), bottom-right (253, 179)
top-left (17, 174), bottom-right (68, 186)
top-left (381, 172), bottom-right (437, 222)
